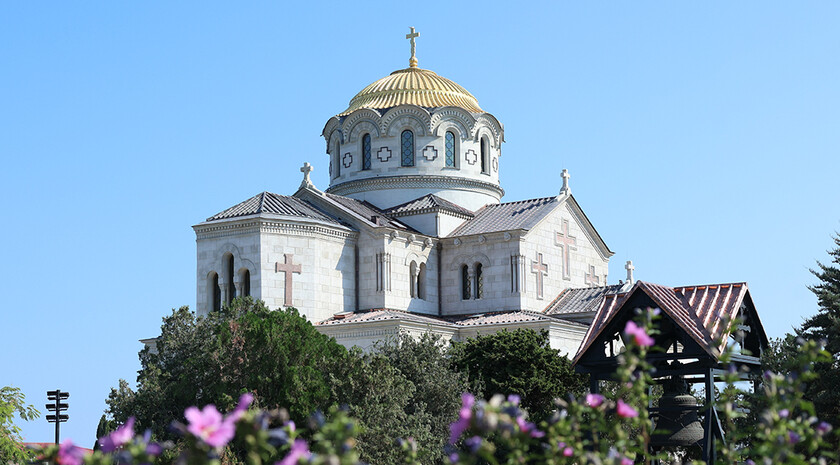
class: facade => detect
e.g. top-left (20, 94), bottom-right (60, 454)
top-left (192, 31), bottom-right (635, 356)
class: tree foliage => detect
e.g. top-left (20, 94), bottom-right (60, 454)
top-left (0, 386), bottom-right (39, 464)
top-left (449, 329), bottom-right (585, 421)
top-left (106, 298), bottom-right (348, 441)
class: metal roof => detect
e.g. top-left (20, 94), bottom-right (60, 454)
top-left (452, 310), bottom-right (586, 327)
top-left (572, 281), bottom-right (754, 365)
top-left (316, 309), bottom-right (453, 327)
top-left (205, 192), bottom-right (342, 224)
top-left (448, 196), bottom-right (560, 236)
top-left (543, 284), bottom-right (627, 316)
top-left (385, 194), bottom-right (475, 218)
top-left (323, 193), bottom-right (416, 231)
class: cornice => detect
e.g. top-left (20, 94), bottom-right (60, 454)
top-left (194, 217), bottom-right (358, 242)
top-left (326, 175), bottom-right (505, 198)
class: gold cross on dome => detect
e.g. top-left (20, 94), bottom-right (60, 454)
top-left (406, 27), bottom-right (420, 68)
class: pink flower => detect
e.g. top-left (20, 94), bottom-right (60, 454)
top-left (563, 446), bottom-right (573, 457)
top-left (515, 416), bottom-right (544, 438)
top-left (616, 399), bottom-right (638, 418)
top-left (621, 457), bottom-right (634, 465)
top-left (57, 440), bottom-right (84, 465)
top-left (226, 393), bottom-right (255, 423)
top-left (449, 393), bottom-right (475, 444)
top-left (278, 439), bottom-right (311, 465)
top-left (99, 416), bottom-right (135, 452)
top-left (185, 404), bottom-right (235, 448)
top-left (624, 320), bottom-right (654, 347)
top-left (585, 393), bottom-right (605, 408)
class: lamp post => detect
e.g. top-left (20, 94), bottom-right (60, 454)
top-left (46, 390), bottom-right (69, 445)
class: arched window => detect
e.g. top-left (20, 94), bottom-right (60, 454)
top-left (445, 131), bottom-right (456, 167)
top-left (475, 263), bottom-right (484, 299)
top-left (480, 137), bottom-right (489, 174)
top-left (333, 141), bottom-right (341, 178)
top-left (209, 272), bottom-right (221, 312)
top-left (401, 130), bottom-right (414, 167)
top-left (409, 261), bottom-right (418, 298)
top-left (241, 269), bottom-right (251, 297)
top-left (418, 263), bottom-right (426, 300)
top-left (362, 133), bottom-right (372, 170)
top-left (224, 254), bottom-right (235, 304)
top-left (461, 265), bottom-right (471, 300)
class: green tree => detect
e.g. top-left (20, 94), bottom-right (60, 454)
top-left (372, 334), bottom-right (469, 464)
top-left (0, 386), bottom-right (39, 464)
top-left (449, 329), bottom-right (585, 421)
top-left (800, 234), bottom-right (840, 441)
top-left (106, 298), bottom-right (348, 440)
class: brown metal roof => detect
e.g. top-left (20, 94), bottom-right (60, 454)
top-left (448, 196), bottom-right (560, 236)
top-left (205, 191), bottom-right (342, 224)
top-left (572, 281), bottom-right (753, 365)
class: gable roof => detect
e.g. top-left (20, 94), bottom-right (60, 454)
top-left (319, 192), bottom-right (418, 231)
top-left (316, 309), bottom-right (454, 327)
top-left (385, 194), bottom-right (475, 219)
top-left (572, 281), bottom-right (763, 365)
top-left (543, 284), bottom-right (627, 316)
top-left (205, 191), bottom-right (343, 224)
top-left (448, 196), bottom-right (560, 236)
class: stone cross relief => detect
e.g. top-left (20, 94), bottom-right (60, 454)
top-left (530, 252), bottom-right (548, 300)
top-left (275, 253), bottom-right (301, 307)
top-left (554, 219), bottom-right (577, 280)
top-left (585, 264), bottom-right (600, 286)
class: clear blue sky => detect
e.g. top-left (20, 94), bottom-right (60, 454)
top-left (2, 1), bottom-right (838, 445)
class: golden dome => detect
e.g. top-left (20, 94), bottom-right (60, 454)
top-left (339, 67), bottom-right (483, 116)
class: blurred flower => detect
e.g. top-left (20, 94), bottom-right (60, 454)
top-left (778, 409), bottom-right (789, 418)
top-left (465, 436), bottom-right (482, 453)
top-left (816, 421), bottom-right (832, 434)
top-left (585, 393), bottom-right (605, 408)
top-left (278, 439), bottom-right (310, 465)
top-left (621, 457), bottom-right (634, 465)
top-left (226, 393), bottom-right (254, 422)
top-left (624, 320), bottom-right (654, 347)
top-left (99, 416), bottom-right (135, 452)
top-left (616, 399), bottom-right (638, 418)
top-left (788, 431), bottom-right (801, 444)
top-left (184, 405), bottom-right (235, 448)
top-left (449, 393), bottom-right (476, 444)
top-left (57, 440), bottom-right (84, 465)
top-left (507, 394), bottom-right (521, 405)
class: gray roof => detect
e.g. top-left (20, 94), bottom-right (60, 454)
top-left (317, 308), bottom-right (586, 328)
top-left (385, 194), bottom-right (475, 218)
top-left (324, 193), bottom-right (416, 231)
top-left (316, 309), bottom-right (453, 327)
top-left (448, 196), bottom-right (560, 236)
top-left (543, 284), bottom-right (627, 316)
top-left (206, 192), bottom-right (341, 224)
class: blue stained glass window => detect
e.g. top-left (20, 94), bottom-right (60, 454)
top-left (445, 131), bottom-right (456, 167)
top-left (362, 134), bottom-right (372, 170)
top-left (401, 130), bottom-right (414, 167)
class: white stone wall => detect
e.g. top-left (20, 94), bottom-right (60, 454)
top-left (440, 232), bottom-right (522, 315)
top-left (382, 233), bottom-right (438, 314)
top-left (195, 219), bottom-right (262, 316)
top-left (258, 224), bottom-right (357, 323)
top-left (518, 203), bottom-right (611, 312)
top-left (317, 321), bottom-right (456, 352)
top-left (455, 321), bottom-right (587, 358)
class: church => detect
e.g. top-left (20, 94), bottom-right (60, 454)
top-left (191, 29), bottom-right (640, 356)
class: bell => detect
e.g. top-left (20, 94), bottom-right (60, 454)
top-left (650, 377), bottom-right (704, 448)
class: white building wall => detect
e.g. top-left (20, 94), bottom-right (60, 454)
top-left (195, 220), bottom-right (262, 316)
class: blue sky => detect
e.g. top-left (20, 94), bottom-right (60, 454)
top-left (2, 1), bottom-right (838, 445)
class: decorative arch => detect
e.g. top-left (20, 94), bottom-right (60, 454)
top-left (380, 105), bottom-right (431, 137)
top-left (431, 106), bottom-right (475, 137)
top-left (343, 109), bottom-right (382, 142)
top-left (207, 271), bottom-right (221, 312)
top-left (472, 114), bottom-right (504, 147)
top-left (237, 267), bottom-right (251, 297)
top-left (449, 252), bottom-right (491, 271)
top-left (404, 251), bottom-right (423, 266)
top-left (321, 117), bottom-right (341, 151)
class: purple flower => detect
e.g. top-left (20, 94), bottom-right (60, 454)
top-left (745, 460), bottom-right (756, 465)
top-left (585, 393), bottom-right (605, 408)
top-left (507, 394), bottom-right (521, 405)
top-left (449, 393), bottom-right (475, 444)
top-left (616, 399), bottom-right (638, 418)
top-left (278, 439), bottom-right (311, 465)
top-left (788, 431), bottom-right (801, 444)
top-left (778, 409), bottom-right (789, 418)
top-left (185, 404), bottom-right (235, 448)
top-left (57, 440), bottom-right (85, 465)
top-left (226, 393), bottom-right (255, 422)
top-left (515, 416), bottom-right (544, 438)
top-left (99, 416), bottom-right (135, 452)
top-left (624, 320), bottom-right (654, 347)
top-left (449, 452), bottom-right (460, 464)
top-left (465, 436), bottom-right (482, 453)
top-left (621, 458), bottom-right (634, 465)
top-left (817, 421), bottom-right (833, 434)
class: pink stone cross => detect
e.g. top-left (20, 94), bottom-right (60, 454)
top-left (585, 264), bottom-right (600, 286)
top-left (275, 253), bottom-right (302, 307)
top-left (554, 219), bottom-right (577, 280)
top-left (531, 252), bottom-right (548, 299)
